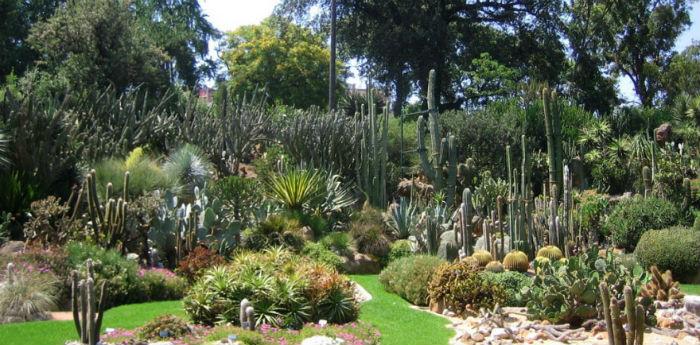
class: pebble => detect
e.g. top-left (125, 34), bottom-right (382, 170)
top-left (490, 328), bottom-right (509, 340)
top-left (471, 333), bottom-right (485, 342)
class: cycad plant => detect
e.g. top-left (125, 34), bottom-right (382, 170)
top-left (164, 144), bottom-right (213, 203)
top-left (265, 168), bottom-right (325, 211)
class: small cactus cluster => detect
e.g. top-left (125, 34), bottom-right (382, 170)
top-left (71, 259), bottom-right (107, 345)
top-left (83, 169), bottom-right (129, 251)
top-left (640, 266), bottom-right (684, 302)
top-left (536, 245), bottom-right (563, 261)
top-left (503, 250), bottom-right (529, 272)
top-left (599, 283), bottom-right (645, 345)
top-left (239, 299), bottom-right (256, 331)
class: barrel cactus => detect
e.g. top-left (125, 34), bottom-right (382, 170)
top-left (503, 250), bottom-right (529, 272)
top-left (537, 245), bottom-right (563, 261)
top-left (471, 250), bottom-right (493, 267)
top-left (485, 261), bottom-right (504, 273)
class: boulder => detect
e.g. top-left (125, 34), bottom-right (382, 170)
top-left (396, 179), bottom-right (434, 198)
top-left (655, 123), bottom-right (672, 144)
top-left (341, 253), bottom-right (381, 274)
top-left (685, 295), bottom-right (700, 317)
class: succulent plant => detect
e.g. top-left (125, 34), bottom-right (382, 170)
top-left (537, 245), bottom-right (563, 261)
top-left (71, 259), bottom-right (107, 345)
top-left (640, 266), bottom-right (684, 302)
top-left (471, 250), bottom-right (493, 267)
top-left (599, 282), bottom-right (645, 345)
top-left (503, 250), bottom-right (529, 272)
top-left (484, 261), bottom-right (504, 273)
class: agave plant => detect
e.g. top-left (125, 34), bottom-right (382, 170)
top-left (385, 197), bottom-right (418, 239)
top-left (320, 173), bottom-right (357, 215)
top-left (265, 168), bottom-right (325, 211)
top-left (164, 144), bottom-right (213, 203)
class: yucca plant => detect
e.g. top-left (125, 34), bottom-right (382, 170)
top-left (164, 144), bottom-right (213, 203)
top-left (265, 168), bottom-right (325, 211)
top-left (385, 197), bottom-right (418, 239)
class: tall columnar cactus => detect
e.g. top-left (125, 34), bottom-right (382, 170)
top-left (562, 165), bottom-right (572, 253)
top-left (642, 166), bottom-right (652, 198)
top-left (682, 177), bottom-right (691, 210)
top-left (599, 282), bottom-right (645, 345)
top-left (85, 170), bottom-right (128, 252)
top-left (71, 259), bottom-right (107, 345)
top-left (239, 299), bottom-right (256, 330)
top-left (460, 188), bottom-right (473, 256)
top-left (506, 145), bottom-right (515, 249)
top-left (458, 158), bottom-right (476, 189)
top-left (542, 87), bottom-right (563, 197)
top-left (356, 96), bottom-right (388, 208)
top-left (496, 195), bottom-right (505, 260)
top-left (519, 135), bottom-right (531, 254)
top-left (417, 70), bottom-right (458, 209)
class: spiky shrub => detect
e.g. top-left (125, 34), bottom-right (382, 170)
top-left (379, 255), bottom-right (445, 306)
top-left (301, 242), bottom-right (344, 271)
top-left (137, 314), bottom-right (190, 340)
top-left (94, 147), bottom-right (170, 198)
top-left (503, 251), bottom-right (529, 272)
top-left (183, 248), bottom-right (358, 328)
top-left (0, 263), bottom-right (59, 323)
top-left (384, 198), bottom-right (418, 240)
top-left (537, 246), bottom-right (563, 261)
top-left (241, 215), bottom-right (306, 252)
top-left (427, 259), bottom-right (506, 317)
top-left (320, 232), bottom-right (352, 256)
top-left (163, 144), bottom-right (213, 203)
top-left (480, 271), bottom-right (532, 307)
top-left (471, 250), bottom-right (493, 267)
top-left (634, 226), bottom-right (700, 283)
top-left (264, 168), bottom-right (325, 211)
top-left (22, 196), bottom-right (83, 246)
top-left (603, 196), bottom-right (681, 251)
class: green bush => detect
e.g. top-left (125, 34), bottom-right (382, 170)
top-left (379, 255), bottom-right (444, 306)
top-left (388, 239), bottom-right (413, 262)
top-left (241, 215), bottom-right (306, 251)
top-left (320, 232), bottom-right (352, 256)
top-left (575, 191), bottom-right (609, 241)
top-left (480, 271), bottom-right (532, 307)
top-left (301, 242), bottom-right (344, 270)
top-left (184, 249), bottom-right (358, 328)
top-left (603, 196), bottom-right (681, 251)
top-left (634, 226), bottom-right (700, 283)
top-left (137, 314), bottom-right (190, 340)
top-left (349, 206), bottom-right (390, 258)
top-left (66, 242), bottom-right (144, 307)
top-left (94, 147), bottom-right (170, 199)
top-left (138, 268), bottom-right (188, 301)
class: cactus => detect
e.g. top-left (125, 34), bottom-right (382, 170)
top-left (640, 266), bottom-right (684, 302)
top-left (497, 195), bottom-right (505, 260)
top-left (471, 250), bottom-right (493, 267)
top-left (85, 169), bottom-right (128, 252)
top-left (71, 259), bottom-right (107, 345)
top-left (484, 260), bottom-right (504, 273)
top-left (642, 166), bottom-right (652, 198)
top-left (503, 250), bottom-right (529, 272)
top-left (460, 188), bottom-right (473, 256)
top-left (457, 158), bottom-right (476, 189)
top-left (356, 99), bottom-right (388, 208)
top-left (239, 299), bottom-right (252, 329)
top-left (562, 165), bottom-right (572, 253)
top-left (417, 70), bottom-right (458, 209)
top-left (5, 263), bottom-right (14, 285)
top-left (245, 306), bottom-right (256, 331)
top-left (542, 86), bottom-right (563, 198)
top-left (536, 245), bottom-right (563, 260)
top-left (682, 177), bottom-right (691, 210)
top-left (599, 282), bottom-right (645, 345)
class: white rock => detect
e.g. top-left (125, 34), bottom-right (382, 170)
top-left (300, 336), bottom-right (345, 345)
top-left (490, 328), bottom-right (509, 340)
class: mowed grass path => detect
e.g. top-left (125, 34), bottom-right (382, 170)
top-left (350, 275), bottom-right (454, 345)
top-left (0, 300), bottom-right (185, 345)
top-left (0, 275), bottom-right (452, 345)
top-left (681, 284), bottom-right (700, 295)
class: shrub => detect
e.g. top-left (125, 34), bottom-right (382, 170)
top-left (176, 245), bottom-right (226, 283)
top-left (427, 259), bottom-right (506, 317)
top-left (320, 232), bottom-right (352, 256)
top-left (634, 226), bottom-right (700, 283)
top-left (603, 196), bottom-right (681, 251)
top-left (0, 263), bottom-right (59, 323)
top-left (139, 268), bottom-right (188, 301)
top-left (94, 147), bottom-right (170, 198)
top-left (388, 240), bottom-right (413, 262)
top-left (66, 242), bottom-right (143, 306)
top-left (575, 191), bottom-right (609, 241)
top-left (163, 144), bottom-right (213, 203)
top-left (22, 196), bottom-right (84, 246)
top-left (208, 175), bottom-right (260, 222)
top-left (241, 214), bottom-right (306, 251)
top-left (349, 206), bottom-right (390, 258)
top-left (183, 249), bottom-right (358, 328)
top-left (379, 255), bottom-right (444, 306)
top-left (302, 242), bottom-right (344, 270)
top-left (137, 314), bottom-right (190, 340)
top-left (480, 271), bottom-right (532, 307)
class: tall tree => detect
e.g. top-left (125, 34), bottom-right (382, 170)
top-left (600, 0), bottom-right (692, 107)
top-left (662, 42), bottom-right (700, 102)
top-left (221, 17), bottom-right (345, 108)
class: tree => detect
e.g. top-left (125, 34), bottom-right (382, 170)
top-left (600, 0), bottom-right (692, 107)
top-left (662, 42), bottom-right (700, 102)
top-left (132, 0), bottom-right (220, 88)
top-left (221, 17), bottom-right (344, 109)
top-left (28, 0), bottom-right (171, 94)
top-left (463, 53), bottom-right (521, 107)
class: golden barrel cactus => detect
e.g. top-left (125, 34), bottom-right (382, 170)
top-left (503, 250), bottom-right (529, 272)
top-left (537, 245), bottom-right (563, 260)
top-left (471, 250), bottom-right (493, 267)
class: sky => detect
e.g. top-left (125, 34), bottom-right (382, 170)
top-left (201, 0), bottom-right (700, 104)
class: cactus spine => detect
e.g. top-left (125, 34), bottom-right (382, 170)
top-left (356, 96), bottom-right (388, 208)
top-left (562, 165), bottom-right (572, 253)
top-left (71, 259), bottom-right (107, 345)
top-left (417, 70), bottom-right (458, 209)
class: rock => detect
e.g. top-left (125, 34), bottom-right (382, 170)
top-left (437, 230), bottom-right (459, 261)
top-left (396, 179), bottom-right (434, 198)
top-left (658, 317), bottom-right (684, 329)
top-left (300, 335), bottom-right (344, 345)
top-left (471, 333), bottom-right (485, 342)
top-left (655, 123), bottom-right (672, 144)
top-left (301, 226), bottom-right (314, 241)
top-left (490, 328), bottom-right (509, 340)
top-left (126, 253), bottom-right (140, 261)
top-left (341, 253), bottom-right (381, 274)
top-left (0, 241), bottom-right (24, 255)
top-left (685, 296), bottom-right (700, 317)
top-left (429, 298), bottom-right (444, 314)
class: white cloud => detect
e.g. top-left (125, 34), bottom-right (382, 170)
top-left (201, 0), bottom-right (280, 33)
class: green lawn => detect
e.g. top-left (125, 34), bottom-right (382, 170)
top-left (350, 275), bottom-right (454, 345)
top-left (681, 284), bottom-right (700, 295)
top-left (0, 300), bottom-right (185, 345)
